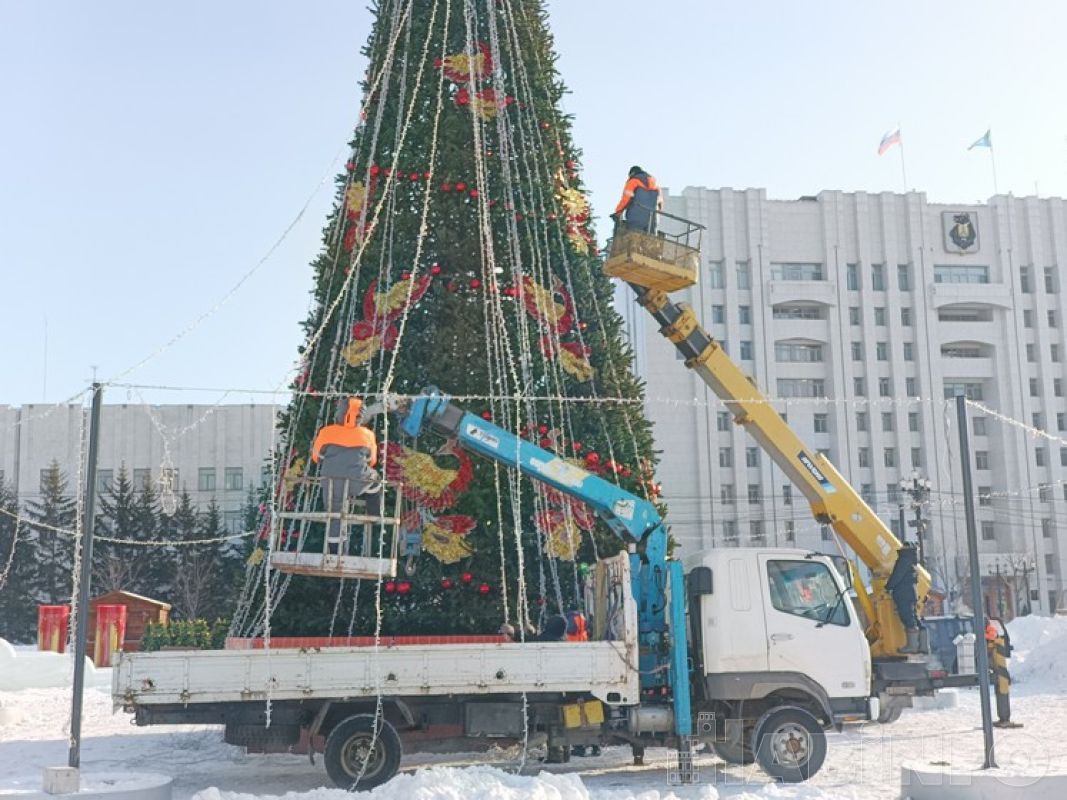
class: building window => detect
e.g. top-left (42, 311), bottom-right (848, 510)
top-left (712, 305), bottom-right (724, 324)
top-left (903, 342), bottom-right (914, 361)
top-left (1053, 344), bottom-right (1061, 363)
top-left (740, 340), bottom-right (754, 360)
top-left (814, 413), bottom-right (829, 433)
top-left (818, 448), bottom-right (831, 461)
top-left (95, 469), bottom-right (114, 496)
top-left (775, 342), bottom-right (823, 362)
top-left (1045, 266), bottom-right (1058, 294)
top-left (884, 448), bottom-right (896, 467)
top-left (746, 447), bottom-right (760, 468)
top-left (901, 307), bottom-right (912, 326)
top-left (717, 412), bottom-right (730, 432)
top-left (748, 484), bottom-right (762, 505)
top-left (876, 342), bottom-right (888, 361)
top-left (973, 417), bottom-right (987, 436)
top-left (871, 264), bottom-right (886, 291)
top-left (736, 262), bottom-right (752, 288)
top-left (719, 447), bottom-right (733, 468)
top-left (1045, 554), bottom-right (1056, 574)
top-left (934, 265), bottom-right (989, 284)
top-left (1030, 378), bottom-right (1040, 397)
top-left (857, 412), bottom-right (869, 432)
top-left (944, 382), bottom-right (984, 401)
top-left (943, 344), bottom-right (985, 359)
top-left (723, 520), bottom-right (738, 544)
top-left (821, 525), bottom-right (833, 541)
top-left (981, 521), bottom-right (995, 541)
top-left (1039, 483), bottom-right (1053, 502)
top-left (777, 378), bottom-right (825, 398)
top-left (1020, 266), bottom-right (1032, 293)
top-left (1024, 309), bottom-right (1034, 328)
top-left (908, 412), bottom-right (919, 432)
top-left (906, 377), bottom-right (917, 397)
top-left (1059, 412), bottom-right (1067, 432)
top-left (858, 447), bottom-right (870, 468)
top-left (782, 485), bottom-right (793, 505)
top-left (882, 412), bottom-right (894, 431)
top-left (879, 378), bottom-right (892, 397)
top-left (224, 467), bottom-right (244, 491)
top-left (784, 521), bottom-right (795, 542)
top-left (898, 264), bottom-right (910, 291)
top-left (773, 304), bottom-right (824, 320)
top-left (847, 263), bottom-right (860, 290)
top-left (851, 341), bottom-right (863, 361)
top-left (1027, 343), bottom-right (1036, 362)
top-left (976, 451), bottom-right (990, 470)
top-left (1057, 379), bottom-right (1064, 397)
top-left (223, 510), bottom-right (243, 533)
top-left (721, 484), bottom-right (735, 504)
top-left (707, 262), bottom-right (724, 288)
top-left (890, 518), bottom-right (902, 537)
top-left (750, 521), bottom-right (765, 542)
top-left (861, 483), bottom-right (874, 504)
top-left (1043, 518), bottom-right (1053, 538)
top-left (849, 306), bottom-right (861, 325)
top-left (198, 468), bottom-right (216, 492)
top-left (133, 468), bottom-right (151, 490)
top-left (1034, 412), bottom-right (1044, 429)
top-left (739, 305), bottom-right (751, 324)
top-left (769, 263), bottom-right (824, 281)
top-left (978, 487), bottom-right (992, 507)
top-left (887, 483), bottom-right (901, 504)
top-left (875, 307), bottom-right (887, 326)
top-left (1050, 310), bottom-right (1058, 328)
top-left (854, 377), bottom-right (866, 396)
top-left (911, 447), bottom-right (922, 468)
top-left (939, 306), bottom-right (993, 323)
top-left (1036, 447), bottom-right (1047, 467)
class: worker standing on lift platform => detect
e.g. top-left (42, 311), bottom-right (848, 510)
top-left (311, 397), bottom-right (382, 548)
top-left (885, 541), bottom-right (923, 653)
top-left (612, 166), bottom-right (663, 233)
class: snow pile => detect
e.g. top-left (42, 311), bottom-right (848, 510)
top-left (1005, 614), bottom-right (1067, 690)
top-left (193, 767), bottom-right (702, 800)
top-left (0, 637), bottom-right (110, 692)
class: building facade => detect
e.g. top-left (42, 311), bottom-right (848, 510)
top-left (0, 403), bottom-right (278, 532)
top-left (619, 187), bottom-right (1067, 615)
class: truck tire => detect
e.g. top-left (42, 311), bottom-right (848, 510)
top-left (752, 706), bottom-right (826, 782)
top-left (712, 735), bottom-right (754, 765)
top-left (877, 705), bottom-right (903, 724)
top-left (324, 714), bottom-right (402, 791)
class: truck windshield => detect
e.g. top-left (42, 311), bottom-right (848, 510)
top-left (766, 560), bottom-right (850, 626)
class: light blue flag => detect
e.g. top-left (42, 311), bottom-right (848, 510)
top-left (968, 129), bottom-right (992, 150)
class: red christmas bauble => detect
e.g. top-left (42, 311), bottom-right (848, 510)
top-left (469, 189), bottom-right (479, 199)
top-left (455, 181), bottom-right (467, 192)
top-left (547, 212), bottom-right (557, 221)
top-left (446, 281), bottom-right (458, 292)
top-left (456, 88), bottom-right (470, 106)
top-left (585, 452), bottom-right (600, 465)
top-left (384, 581), bottom-right (397, 594)
top-left (469, 278), bottom-right (482, 290)
top-left (370, 164), bottom-right (381, 176)
top-left (481, 410), bottom-right (492, 420)
top-left (572, 442), bottom-right (583, 452)
top-left (433, 57), bottom-right (443, 68)
top-left (579, 321), bottom-right (588, 330)
top-left (565, 160), bottom-right (576, 169)
top-left (504, 95), bottom-right (516, 106)
top-left (423, 171), bottom-right (432, 180)
top-left (539, 438), bottom-right (552, 449)
top-left (440, 578), bottom-right (454, 590)
top-left (535, 595), bottom-right (545, 606)
top-left (431, 263), bottom-right (442, 275)
top-left (345, 160), bottom-right (356, 172)
top-left (461, 571), bottom-right (474, 584)
top-left (477, 583), bottom-right (491, 595)
top-left (538, 424), bottom-right (549, 434)
top-left (515, 212), bottom-right (523, 221)
top-left (441, 183), bottom-right (453, 192)
top-left (397, 580), bottom-right (412, 595)
top-left (409, 173), bottom-right (419, 182)
top-left (400, 271), bottom-right (411, 280)
top-left (540, 121), bottom-right (550, 130)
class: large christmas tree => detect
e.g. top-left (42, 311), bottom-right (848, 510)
top-left (234, 0), bottom-right (658, 638)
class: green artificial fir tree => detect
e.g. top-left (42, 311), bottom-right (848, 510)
top-left (236, 1), bottom-right (659, 638)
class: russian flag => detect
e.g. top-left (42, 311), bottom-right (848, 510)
top-left (878, 127), bottom-right (902, 156)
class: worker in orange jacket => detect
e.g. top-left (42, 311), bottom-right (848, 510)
top-left (312, 397), bottom-right (382, 546)
top-left (612, 166), bottom-right (663, 234)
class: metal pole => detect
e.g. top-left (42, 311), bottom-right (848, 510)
top-left (913, 485), bottom-right (927, 566)
top-left (956, 393), bottom-right (996, 769)
top-left (69, 383), bottom-right (103, 770)
top-left (898, 505), bottom-right (907, 545)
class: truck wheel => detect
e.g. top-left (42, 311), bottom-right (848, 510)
top-left (877, 705), bottom-right (903, 724)
top-left (712, 735), bottom-right (754, 765)
top-left (752, 706), bottom-right (826, 782)
top-left (545, 744), bottom-right (571, 763)
top-left (324, 714), bottom-right (402, 791)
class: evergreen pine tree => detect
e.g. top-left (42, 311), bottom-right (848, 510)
top-left (94, 466), bottom-right (145, 593)
top-left (171, 491), bottom-right (213, 619)
top-left (241, 1), bottom-right (658, 636)
top-left (0, 476), bottom-right (37, 642)
top-left (24, 460), bottom-right (77, 606)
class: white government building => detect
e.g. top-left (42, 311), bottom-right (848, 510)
top-left (0, 404), bottom-right (278, 532)
top-left (619, 187), bottom-right (1067, 616)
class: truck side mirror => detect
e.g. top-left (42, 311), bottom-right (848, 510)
top-left (829, 555), bottom-right (852, 590)
top-left (687, 566), bottom-right (713, 595)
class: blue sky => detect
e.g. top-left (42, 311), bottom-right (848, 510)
top-left (1, 1), bottom-right (1065, 405)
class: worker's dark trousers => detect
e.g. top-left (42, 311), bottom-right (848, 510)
top-left (325, 478), bottom-right (382, 550)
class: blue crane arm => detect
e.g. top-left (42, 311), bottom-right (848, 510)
top-left (398, 387), bottom-right (664, 546)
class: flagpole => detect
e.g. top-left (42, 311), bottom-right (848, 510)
top-left (989, 143), bottom-right (999, 196)
top-left (897, 123), bottom-right (909, 192)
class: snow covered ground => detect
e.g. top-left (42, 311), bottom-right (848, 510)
top-left (2, 616), bottom-right (1066, 799)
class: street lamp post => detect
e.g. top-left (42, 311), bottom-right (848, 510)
top-left (899, 471), bottom-right (932, 566)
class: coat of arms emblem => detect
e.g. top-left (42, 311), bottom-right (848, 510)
top-left (943, 211), bottom-right (979, 253)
